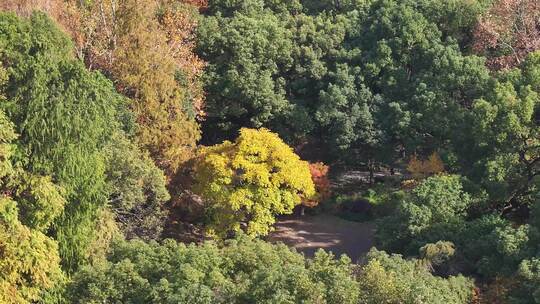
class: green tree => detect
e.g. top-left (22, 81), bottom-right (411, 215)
top-left (456, 51), bottom-right (540, 210)
top-left (347, 0), bottom-right (489, 155)
top-left (376, 175), bottom-right (472, 251)
top-left (358, 249), bottom-right (474, 304)
top-left (67, 235), bottom-right (359, 304)
top-left (198, 0), bottom-right (493, 167)
top-left (0, 109), bottom-right (65, 303)
top-left (103, 131), bottom-right (170, 240)
top-left (376, 181), bottom-right (533, 278)
top-left (198, 0), bottom-right (355, 146)
top-left (315, 64), bottom-right (382, 154)
top-left (198, 7), bottom-right (293, 140)
top-left (515, 257), bottom-right (540, 303)
top-left (0, 12), bottom-right (123, 271)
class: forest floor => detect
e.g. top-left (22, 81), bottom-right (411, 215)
top-left (268, 214), bottom-right (375, 263)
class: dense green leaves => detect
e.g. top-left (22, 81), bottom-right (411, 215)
top-left (198, 8), bottom-right (293, 137)
top-left (2, 1), bottom-right (540, 303)
top-left (198, 0), bottom-right (491, 165)
top-left (68, 236), bottom-right (359, 304)
top-left (376, 175), bottom-right (472, 250)
top-left (0, 11), bottom-right (125, 271)
top-left (456, 52), bottom-right (540, 207)
top-left (104, 131), bottom-right (170, 240)
top-left (358, 249), bottom-right (474, 304)
top-left (0, 109), bottom-right (64, 303)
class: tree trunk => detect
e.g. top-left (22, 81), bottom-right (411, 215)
top-left (368, 159), bottom-right (374, 185)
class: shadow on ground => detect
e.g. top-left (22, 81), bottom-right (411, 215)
top-left (268, 214), bottom-right (375, 263)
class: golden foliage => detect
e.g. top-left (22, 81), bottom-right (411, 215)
top-left (114, 4), bottom-right (201, 172)
top-left (65, 0), bottom-right (206, 174)
top-left (181, 0), bottom-right (208, 9)
top-left (0, 110), bottom-right (64, 303)
top-left (400, 179), bottom-right (418, 190)
top-left (0, 199), bottom-right (64, 303)
top-left (159, 1), bottom-right (206, 115)
top-left (407, 152), bottom-right (445, 180)
top-left (193, 128), bottom-right (315, 237)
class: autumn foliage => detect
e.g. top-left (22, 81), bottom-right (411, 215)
top-left (406, 152), bottom-right (445, 180)
top-left (1, 0), bottom-right (206, 176)
top-left (473, 0), bottom-right (540, 70)
top-left (70, 0), bottom-right (204, 174)
top-left (302, 162), bottom-right (331, 208)
top-left (181, 0), bottom-right (208, 9)
top-left (2, 1), bottom-right (540, 303)
top-left (193, 128), bottom-right (315, 237)
top-left (0, 0), bottom-right (80, 39)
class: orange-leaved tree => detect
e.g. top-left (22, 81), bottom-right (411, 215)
top-left (79, 0), bottom-right (204, 175)
top-left (193, 128), bottom-right (315, 237)
top-left (300, 162), bottom-right (331, 215)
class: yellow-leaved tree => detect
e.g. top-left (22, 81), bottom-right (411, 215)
top-left (193, 128), bottom-right (315, 237)
top-left (407, 152), bottom-right (445, 180)
top-left (93, 0), bottom-right (203, 175)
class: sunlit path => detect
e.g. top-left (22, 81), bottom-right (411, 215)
top-left (269, 214), bottom-right (375, 263)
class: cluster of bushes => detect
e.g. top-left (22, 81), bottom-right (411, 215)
top-left (376, 175), bottom-right (540, 303)
top-left (67, 235), bottom-right (478, 304)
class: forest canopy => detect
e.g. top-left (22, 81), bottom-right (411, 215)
top-left (0, 0), bottom-right (539, 303)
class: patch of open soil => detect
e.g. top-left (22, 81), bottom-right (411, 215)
top-left (268, 214), bottom-right (375, 263)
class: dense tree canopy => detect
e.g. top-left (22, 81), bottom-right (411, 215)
top-left (0, 11), bottom-right (124, 271)
top-left (2, 0), bottom-right (540, 303)
top-left (358, 249), bottom-right (474, 304)
top-left (103, 131), bottom-right (170, 240)
top-left (376, 175), bottom-right (472, 251)
top-left (1, 0), bottom-right (205, 175)
top-left (68, 236), bottom-right (359, 304)
top-left (196, 0), bottom-right (495, 167)
top-left (455, 51), bottom-right (540, 209)
top-left (0, 109), bottom-right (64, 303)
top-left (69, 0), bottom-right (203, 174)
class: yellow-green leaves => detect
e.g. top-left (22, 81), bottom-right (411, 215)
top-left (0, 109), bottom-right (16, 180)
top-left (11, 173), bottom-right (66, 231)
top-left (0, 110), bottom-right (64, 303)
top-left (0, 198), bottom-right (64, 304)
top-left (193, 128), bottom-right (315, 237)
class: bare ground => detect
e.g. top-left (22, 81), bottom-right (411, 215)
top-left (268, 214), bottom-right (375, 263)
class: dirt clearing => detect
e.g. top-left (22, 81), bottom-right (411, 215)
top-left (268, 214), bottom-right (375, 263)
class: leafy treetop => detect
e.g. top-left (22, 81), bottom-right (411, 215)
top-left (193, 128), bottom-right (315, 237)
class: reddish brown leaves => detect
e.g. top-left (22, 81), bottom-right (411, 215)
top-left (473, 0), bottom-right (540, 70)
top-left (303, 162), bottom-right (331, 208)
